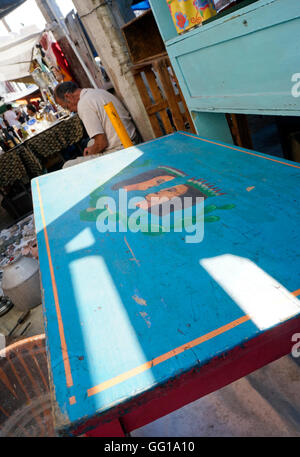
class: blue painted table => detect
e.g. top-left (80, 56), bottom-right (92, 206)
top-left (32, 132), bottom-right (300, 436)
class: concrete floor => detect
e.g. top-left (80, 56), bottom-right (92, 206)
top-left (0, 303), bottom-right (44, 343)
top-left (132, 354), bottom-right (300, 437)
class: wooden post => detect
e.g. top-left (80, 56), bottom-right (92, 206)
top-left (2, 18), bottom-right (12, 33)
top-left (64, 11), bottom-right (107, 90)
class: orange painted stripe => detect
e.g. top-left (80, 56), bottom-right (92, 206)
top-left (36, 180), bottom-right (73, 388)
top-left (124, 236), bottom-right (140, 267)
top-left (87, 314), bottom-right (250, 397)
top-left (292, 289), bottom-right (300, 297)
top-left (179, 132), bottom-right (300, 169)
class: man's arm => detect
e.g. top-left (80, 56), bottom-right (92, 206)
top-left (83, 133), bottom-right (108, 156)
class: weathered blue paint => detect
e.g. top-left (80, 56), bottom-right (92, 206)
top-left (31, 132), bottom-right (300, 435)
top-left (149, 0), bottom-right (300, 142)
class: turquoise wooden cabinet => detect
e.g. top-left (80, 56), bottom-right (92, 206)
top-left (149, 0), bottom-right (300, 144)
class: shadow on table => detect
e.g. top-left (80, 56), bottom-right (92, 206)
top-left (32, 133), bottom-right (300, 436)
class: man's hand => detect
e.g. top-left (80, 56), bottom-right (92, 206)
top-left (83, 133), bottom-right (108, 157)
top-left (83, 146), bottom-right (95, 156)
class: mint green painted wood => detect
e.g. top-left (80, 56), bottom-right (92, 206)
top-left (191, 111), bottom-right (234, 144)
top-left (149, 0), bottom-right (300, 142)
top-left (148, 0), bottom-right (177, 42)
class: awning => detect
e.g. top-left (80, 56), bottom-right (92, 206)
top-left (4, 85), bottom-right (39, 102)
top-left (0, 30), bottom-right (42, 81)
top-left (0, 104), bottom-right (7, 114)
top-left (0, 0), bottom-right (27, 19)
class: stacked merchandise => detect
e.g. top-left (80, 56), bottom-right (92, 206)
top-left (0, 214), bottom-right (38, 315)
top-left (0, 214), bottom-right (38, 266)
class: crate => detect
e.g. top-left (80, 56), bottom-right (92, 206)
top-left (132, 56), bottom-right (196, 137)
top-left (121, 9), bottom-right (166, 65)
top-left (122, 10), bottom-right (196, 138)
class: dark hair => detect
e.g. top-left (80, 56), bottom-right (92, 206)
top-left (27, 104), bottom-right (37, 113)
top-left (54, 81), bottom-right (79, 101)
top-left (112, 169), bottom-right (176, 190)
top-left (6, 104), bottom-right (12, 111)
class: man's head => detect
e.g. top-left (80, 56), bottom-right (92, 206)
top-left (54, 81), bottom-right (81, 112)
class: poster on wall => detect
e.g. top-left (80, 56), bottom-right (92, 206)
top-left (166, 0), bottom-right (217, 34)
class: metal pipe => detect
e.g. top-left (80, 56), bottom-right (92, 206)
top-left (2, 18), bottom-right (12, 33)
top-left (104, 102), bottom-right (133, 148)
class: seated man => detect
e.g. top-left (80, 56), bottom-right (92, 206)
top-left (54, 81), bottom-right (141, 168)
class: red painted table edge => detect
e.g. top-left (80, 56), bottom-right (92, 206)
top-left (68, 315), bottom-right (300, 437)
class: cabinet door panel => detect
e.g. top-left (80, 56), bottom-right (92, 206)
top-left (166, 0), bottom-right (300, 115)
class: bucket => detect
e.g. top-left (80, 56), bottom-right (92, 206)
top-left (0, 335), bottom-right (55, 437)
top-left (1, 255), bottom-right (42, 312)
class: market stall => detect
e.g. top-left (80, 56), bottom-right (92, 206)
top-left (0, 21), bottom-right (90, 220)
top-left (0, 114), bottom-right (86, 218)
top-left (0, 29), bottom-right (42, 83)
top-left (23, 114), bottom-right (85, 162)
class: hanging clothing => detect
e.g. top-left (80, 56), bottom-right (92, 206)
top-left (50, 42), bottom-right (73, 82)
top-left (40, 32), bottom-right (73, 83)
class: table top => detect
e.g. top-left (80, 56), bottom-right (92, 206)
top-left (22, 115), bottom-right (70, 141)
top-left (6, 114), bottom-right (82, 152)
top-left (26, 114), bottom-right (84, 158)
top-left (0, 115), bottom-right (84, 191)
top-left (0, 147), bottom-right (30, 191)
top-left (0, 143), bottom-right (43, 192)
top-left (31, 131), bottom-right (300, 435)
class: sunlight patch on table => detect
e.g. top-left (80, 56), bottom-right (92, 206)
top-left (200, 254), bottom-right (300, 330)
top-left (69, 255), bottom-right (154, 404)
top-left (65, 228), bottom-right (96, 254)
